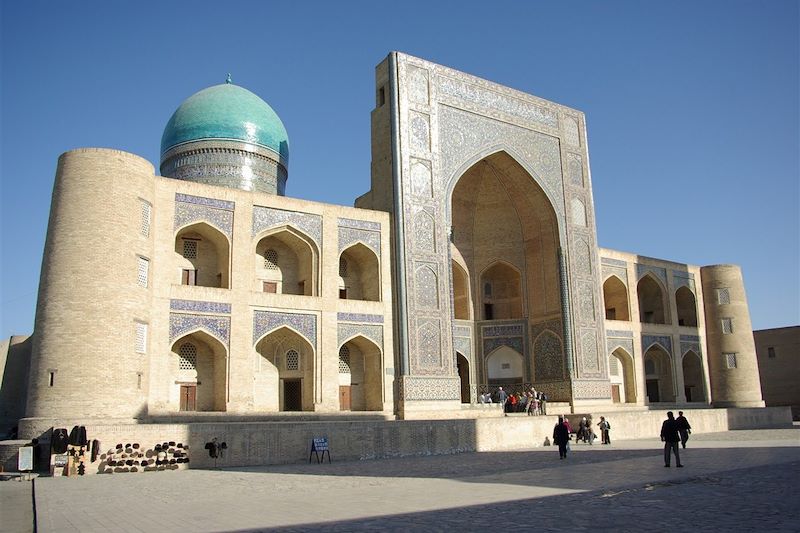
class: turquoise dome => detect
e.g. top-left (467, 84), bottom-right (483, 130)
top-left (161, 83), bottom-right (289, 162)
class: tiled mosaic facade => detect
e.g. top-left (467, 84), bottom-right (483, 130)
top-left (174, 193), bottom-right (235, 237)
top-left (642, 334), bottom-right (673, 355)
top-left (399, 376), bottom-right (461, 401)
top-left (253, 206), bottom-right (322, 247)
top-left (169, 313), bottom-right (231, 346)
top-left (636, 264), bottom-right (668, 287)
top-left (252, 310), bottom-right (317, 350)
top-left (337, 323), bottom-right (383, 350)
top-left (338, 218), bottom-right (381, 255)
top-left (170, 299), bottom-right (232, 314)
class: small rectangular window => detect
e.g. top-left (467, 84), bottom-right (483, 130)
top-left (135, 322), bottom-right (148, 354)
top-left (767, 346), bottom-right (776, 358)
top-left (724, 352), bottom-right (737, 369)
top-left (721, 318), bottom-right (733, 334)
top-left (378, 86), bottom-right (385, 107)
top-left (137, 372), bottom-right (143, 390)
top-left (182, 269), bottom-right (197, 286)
top-left (339, 288), bottom-right (347, 299)
top-left (48, 371), bottom-right (55, 387)
top-left (717, 288), bottom-right (731, 305)
top-left (137, 257), bottom-right (149, 288)
top-left (182, 239), bottom-right (198, 259)
top-left (263, 281), bottom-right (277, 293)
top-left (140, 200), bottom-right (152, 237)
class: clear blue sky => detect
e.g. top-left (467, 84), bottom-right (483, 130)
top-left (1, 0), bottom-right (798, 338)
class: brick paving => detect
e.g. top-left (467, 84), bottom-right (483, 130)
top-left (5, 427), bottom-right (799, 532)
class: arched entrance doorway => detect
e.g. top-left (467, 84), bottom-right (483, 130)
top-left (643, 344), bottom-right (675, 403)
top-left (682, 350), bottom-right (706, 402)
top-left (609, 347), bottom-right (636, 403)
top-left (170, 330), bottom-right (228, 412)
top-left (254, 327), bottom-right (315, 411)
top-left (456, 352), bottom-right (470, 403)
top-left (337, 336), bottom-right (383, 411)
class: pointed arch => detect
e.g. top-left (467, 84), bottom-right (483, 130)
top-left (637, 273), bottom-right (668, 324)
top-left (643, 344), bottom-right (675, 403)
top-left (603, 275), bottom-right (630, 321)
top-left (485, 345), bottom-right (524, 384)
top-left (338, 335), bottom-right (383, 411)
top-left (339, 242), bottom-right (380, 301)
top-left (675, 286), bottom-right (698, 327)
top-left (254, 326), bottom-right (315, 412)
top-left (253, 224), bottom-right (319, 296)
top-left (170, 330), bottom-right (228, 412)
top-left (609, 347), bottom-right (636, 404)
top-left (681, 350), bottom-right (706, 402)
top-left (480, 260), bottom-right (523, 320)
top-left (174, 221), bottom-right (231, 288)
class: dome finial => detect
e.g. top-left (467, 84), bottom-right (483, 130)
top-left (226, 73), bottom-right (232, 84)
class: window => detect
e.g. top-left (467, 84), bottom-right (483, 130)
top-left (137, 257), bottom-right (149, 288)
top-left (286, 349), bottom-right (299, 371)
top-left (179, 343), bottom-right (197, 371)
top-left (339, 288), bottom-right (347, 299)
top-left (768, 346), bottom-right (776, 358)
top-left (724, 352), bottom-right (737, 369)
top-left (501, 363), bottom-right (510, 370)
top-left (140, 200), bottom-right (151, 237)
top-left (137, 372), bottom-right (143, 390)
top-left (182, 239), bottom-right (198, 259)
top-left (717, 288), bottom-right (731, 305)
top-left (339, 257), bottom-right (348, 277)
top-left (721, 318), bottom-right (733, 334)
top-left (48, 370), bottom-right (56, 387)
top-left (378, 86), bottom-right (385, 107)
top-left (338, 345), bottom-right (351, 373)
top-left (135, 322), bottom-right (148, 354)
top-left (182, 269), bottom-right (197, 286)
top-left (263, 281), bottom-right (277, 293)
top-left (264, 249), bottom-right (279, 270)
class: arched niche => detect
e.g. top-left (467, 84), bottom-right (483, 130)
top-left (339, 243), bottom-right (380, 301)
top-left (254, 326), bottom-right (315, 411)
top-left (609, 347), bottom-right (636, 404)
top-left (452, 260), bottom-right (472, 320)
top-left (174, 222), bottom-right (230, 288)
top-left (170, 330), bottom-right (228, 412)
top-left (682, 350), bottom-right (706, 402)
top-left (254, 226), bottom-right (318, 295)
top-left (637, 274), bottom-right (668, 324)
top-left (675, 286), bottom-right (698, 327)
top-left (486, 345), bottom-right (524, 385)
top-left (603, 275), bottom-right (630, 321)
top-left (643, 344), bottom-right (675, 403)
top-left (480, 261), bottom-right (523, 320)
top-left (337, 335), bottom-right (383, 411)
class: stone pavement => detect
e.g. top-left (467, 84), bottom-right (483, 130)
top-left (5, 427), bottom-right (799, 532)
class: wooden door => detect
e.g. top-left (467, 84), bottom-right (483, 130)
top-left (646, 379), bottom-right (660, 403)
top-left (179, 385), bottom-right (196, 411)
top-left (611, 384), bottom-right (621, 403)
top-left (339, 386), bottom-right (351, 411)
top-left (283, 379), bottom-right (302, 411)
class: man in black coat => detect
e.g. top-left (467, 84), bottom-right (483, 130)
top-left (553, 416), bottom-right (571, 460)
top-left (660, 411), bottom-right (683, 467)
top-left (676, 411), bottom-right (692, 449)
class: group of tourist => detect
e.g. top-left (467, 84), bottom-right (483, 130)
top-left (552, 410), bottom-right (693, 465)
top-left (479, 387), bottom-right (548, 416)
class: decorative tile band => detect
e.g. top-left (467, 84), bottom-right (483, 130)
top-left (337, 218), bottom-right (381, 232)
top-left (253, 310), bottom-right (317, 350)
top-left (680, 334), bottom-right (700, 342)
top-left (169, 313), bottom-right (230, 346)
top-left (170, 299), bottom-right (231, 314)
top-left (607, 338), bottom-right (634, 357)
top-left (572, 380), bottom-right (611, 400)
top-left (482, 323), bottom-right (524, 337)
top-left (680, 340), bottom-right (702, 356)
top-left (252, 206), bottom-right (322, 247)
top-left (174, 201), bottom-right (234, 237)
top-left (606, 330), bottom-right (634, 338)
top-left (453, 325), bottom-right (472, 338)
top-left (642, 334), bottom-right (672, 355)
top-left (338, 226), bottom-right (381, 255)
top-left (400, 376), bottom-right (461, 401)
top-left (483, 336), bottom-right (524, 356)
top-left (636, 264), bottom-right (668, 287)
top-left (338, 323), bottom-right (383, 349)
top-left (337, 313), bottom-right (384, 324)
top-left (453, 336), bottom-right (472, 358)
top-left (672, 270), bottom-right (696, 291)
top-left (601, 257), bottom-right (628, 267)
top-left (175, 193), bottom-right (235, 211)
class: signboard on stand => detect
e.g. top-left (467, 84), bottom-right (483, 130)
top-left (309, 437), bottom-right (331, 463)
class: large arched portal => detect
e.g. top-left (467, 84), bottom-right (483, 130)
top-left (450, 151), bottom-right (562, 388)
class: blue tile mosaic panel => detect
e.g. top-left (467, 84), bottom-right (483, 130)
top-left (253, 310), bottom-right (316, 349)
top-left (336, 313), bottom-right (384, 324)
top-left (642, 334), bottom-right (672, 355)
top-left (169, 313), bottom-right (230, 346)
top-left (636, 264), bottom-right (668, 287)
top-left (252, 206), bottom-right (322, 247)
top-left (175, 193), bottom-right (235, 211)
top-left (337, 324), bottom-right (383, 349)
top-left (338, 226), bottom-right (381, 256)
top-left (174, 197), bottom-right (234, 237)
top-left (170, 299), bottom-right (231, 314)
top-left (606, 330), bottom-right (634, 338)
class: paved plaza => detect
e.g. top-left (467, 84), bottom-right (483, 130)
top-left (1, 427), bottom-right (798, 532)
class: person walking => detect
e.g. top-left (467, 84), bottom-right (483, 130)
top-left (553, 416), bottom-right (570, 460)
top-left (497, 387), bottom-right (508, 415)
top-left (676, 411), bottom-right (692, 449)
top-left (661, 411), bottom-right (684, 467)
top-left (598, 416), bottom-right (611, 444)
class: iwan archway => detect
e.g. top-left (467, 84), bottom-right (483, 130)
top-left (449, 151), bottom-right (563, 392)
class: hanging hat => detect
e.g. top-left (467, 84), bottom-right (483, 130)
top-left (177, 443), bottom-right (183, 448)
top-left (116, 443), bottom-right (123, 449)
top-left (133, 443), bottom-right (140, 449)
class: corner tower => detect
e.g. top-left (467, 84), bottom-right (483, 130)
top-left (160, 77), bottom-right (289, 194)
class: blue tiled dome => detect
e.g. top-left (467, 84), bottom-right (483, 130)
top-left (161, 82), bottom-right (289, 162)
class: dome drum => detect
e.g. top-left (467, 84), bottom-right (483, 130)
top-left (160, 139), bottom-right (287, 195)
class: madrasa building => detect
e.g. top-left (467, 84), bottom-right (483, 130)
top-left (2, 52), bottom-right (787, 471)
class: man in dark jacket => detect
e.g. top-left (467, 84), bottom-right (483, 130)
top-left (676, 411), bottom-right (692, 449)
top-left (660, 411), bottom-right (683, 467)
top-left (553, 416), bottom-right (571, 460)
